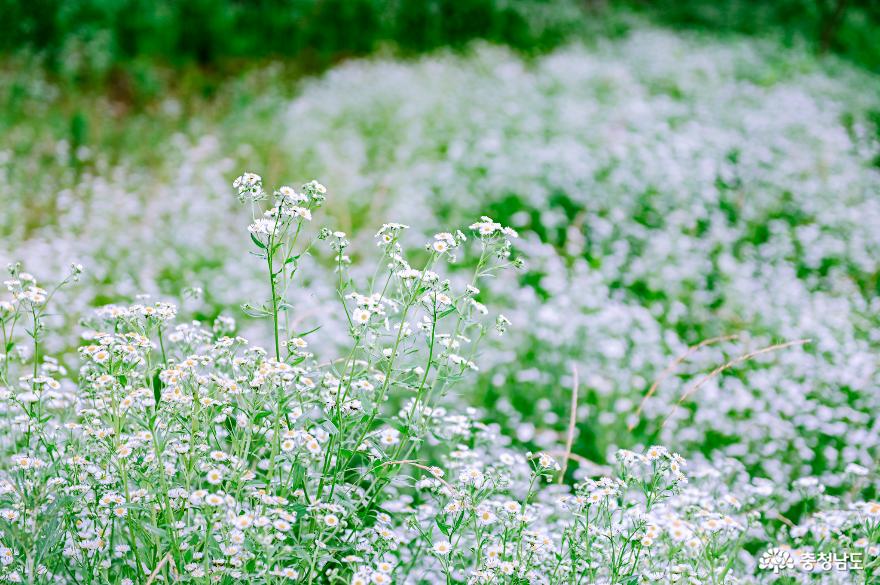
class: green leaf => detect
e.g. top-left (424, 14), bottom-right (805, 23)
top-left (436, 516), bottom-right (450, 536)
top-left (250, 233), bottom-right (266, 249)
top-left (320, 419), bottom-right (339, 435)
top-left (152, 372), bottom-right (163, 404)
top-left (296, 326), bottom-right (322, 338)
top-left (240, 304), bottom-right (268, 318)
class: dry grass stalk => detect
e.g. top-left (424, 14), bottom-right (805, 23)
top-left (547, 450), bottom-right (612, 477)
top-left (661, 338), bottom-right (811, 429)
top-left (145, 552), bottom-right (175, 585)
top-left (630, 334), bottom-right (739, 431)
top-left (558, 364), bottom-right (579, 483)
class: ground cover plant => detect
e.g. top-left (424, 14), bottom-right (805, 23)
top-left (1, 21), bottom-right (879, 585)
top-left (2, 172), bottom-right (877, 584)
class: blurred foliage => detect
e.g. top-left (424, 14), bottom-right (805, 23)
top-left (627, 0), bottom-right (880, 73)
top-left (0, 0), bottom-right (582, 73)
top-left (1, 0), bottom-right (878, 88)
top-left (0, 0), bottom-right (880, 108)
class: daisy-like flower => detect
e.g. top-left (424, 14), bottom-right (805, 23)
top-left (276, 185), bottom-right (306, 203)
top-left (233, 172), bottom-right (264, 201)
top-left (432, 540), bottom-right (452, 555)
top-left (206, 469), bottom-right (224, 485)
top-left (537, 452), bottom-right (560, 470)
top-left (287, 206), bottom-right (312, 221)
top-left (859, 502), bottom-right (880, 518)
top-left (469, 216), bottom-right (518, 239)
top-left (379, 428), bottom-right (400, 446)
top-left (204, 493), bottom-right (225, 507)
top-left (645, 445), bottom-right (668, 461)
top-left (233, 514), bottom-right (254, 530)
top-left (476, 507), bottom-right (496, 525)
top-left (306, 439), bottom-right (322, 455)
top-left (270, 567), bottom-right (299, 580)
top-left (353, 308), bottom-right (371, 326)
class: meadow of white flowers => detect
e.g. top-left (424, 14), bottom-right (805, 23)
top-left (0, 27), bottom-right (878, 584)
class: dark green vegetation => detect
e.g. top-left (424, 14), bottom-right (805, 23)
top-left (633, 0), bottom-right (880, 72)
top-left (1, 1), bottom-right (581, 79)
top-left (2, 0), bottom-right (878, 86)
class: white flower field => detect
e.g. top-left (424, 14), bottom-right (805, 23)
top-left (0, 26), bottom-right (878, 585)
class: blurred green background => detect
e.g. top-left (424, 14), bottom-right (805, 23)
top-left (3, 1), bottom-right (878, 88)
top-left (3, 0), bottom-right (878, 213)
